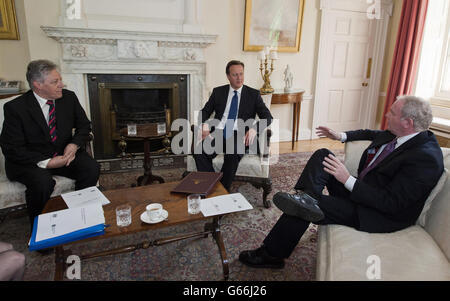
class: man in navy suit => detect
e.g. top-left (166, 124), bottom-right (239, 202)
top-left (239, 95), bottom-right (444, 269)
top-left (0, 60), bottom-right (100, 226)
top-left (194, 60), bottom-right (273, 191)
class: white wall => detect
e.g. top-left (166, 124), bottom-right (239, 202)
top-left (200, 0), bottom-right (321, 141)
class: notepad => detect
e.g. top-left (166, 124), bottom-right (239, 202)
top-left (200, 193), bottom-right (253, 217)
top-left (61, 186), bottom-right (110, 208)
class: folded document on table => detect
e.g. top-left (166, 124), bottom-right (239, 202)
top-left (62, 186), bottom-right (110, 208)
top-left (200, 193), bottom-right (253, 217)
top-left (29, 203), bottom-right (106, 251)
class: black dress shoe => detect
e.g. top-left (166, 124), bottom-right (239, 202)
top-left (239, 246), bottom-right (285, 269)
top-left (273, 191), bottom-right (324, 222)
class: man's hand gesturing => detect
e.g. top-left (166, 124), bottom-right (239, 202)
top-left (315, 126), bottom-right (341, 141)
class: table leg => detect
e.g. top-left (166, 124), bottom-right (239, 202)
top-left (296, 101), bottom-right (301, 142)
top-left (59, 219), bottom-right (229, 280)
top-left (292, 103), bottom-right (298, 150)
top-left (54, 246), bottom-right (72, 281)
top-left (205, 216), bottom-right (229, 280)
top-left (138, 139), bottom-right (165, 186)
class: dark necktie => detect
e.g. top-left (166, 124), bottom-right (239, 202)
top-left (47, 100), bottom-right (57, 143)
top-left (359, 138), bottom-right (397, 180)
top-left (223, 90), bottom-right (238, 139)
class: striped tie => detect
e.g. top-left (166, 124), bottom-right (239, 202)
top-left (47, 99), bottom-right (57, 144)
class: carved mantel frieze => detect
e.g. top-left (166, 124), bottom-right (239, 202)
top-left (42, 26), bottom-right (216, 62)
top-left (41, 26), bottom-right (216, 121)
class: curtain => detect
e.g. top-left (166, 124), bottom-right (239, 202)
top-left (381, 0), bottom-right (429, 129)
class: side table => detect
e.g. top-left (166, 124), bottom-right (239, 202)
top-left (271, 89), bottom-right (305, 149)
top-left (120, 124), bottom-right (166, 186)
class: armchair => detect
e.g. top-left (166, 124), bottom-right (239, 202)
top-left (185, 94), bottom-right (273, 208)
top-left (0, 95), bottom-right (94, 216)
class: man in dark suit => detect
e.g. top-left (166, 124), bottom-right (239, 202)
top-left (239, 95), bottom-right (444, 269)
top-left (193, 60), bottom-right (273, 190)
top-left (0, 60), bottom-right (100, 226)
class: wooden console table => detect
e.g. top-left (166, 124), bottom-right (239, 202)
top-left (271, 89), bottom-right (305, 149)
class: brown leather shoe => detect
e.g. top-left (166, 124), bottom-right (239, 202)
top-left (239, 246), bottom-right (285, 269)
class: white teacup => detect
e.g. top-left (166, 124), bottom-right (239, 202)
top-left (146, 203), bottom-right (163, 221)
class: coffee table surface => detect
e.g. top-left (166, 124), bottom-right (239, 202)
top-left (42, 181), bottom-right (229, 241)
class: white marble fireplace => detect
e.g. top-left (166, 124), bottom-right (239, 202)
top-left (42, 0), bottom-right (217, 123)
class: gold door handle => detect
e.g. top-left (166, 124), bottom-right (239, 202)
top-left (362, 83), bottom-right (368, 87)
top-left (366, 58), bottom-right (372, 79)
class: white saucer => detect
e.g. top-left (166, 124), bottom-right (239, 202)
top-left (140, 210), bottom-right (168, 224)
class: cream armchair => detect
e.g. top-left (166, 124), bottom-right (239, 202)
top-left (0, 95), bottom-right (91, 215)
top-left (185, 94), bottom-right (273, 208)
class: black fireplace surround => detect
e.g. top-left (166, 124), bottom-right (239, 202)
top-left (87, 74), bottom-right (188, 160)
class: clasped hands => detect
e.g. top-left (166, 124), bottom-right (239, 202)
top-left (199, 124), bottom-right (257, 146)
top-left (316, 126), bottom-right (350, 184)
top-left (47, 143), bottom-right (78, 169)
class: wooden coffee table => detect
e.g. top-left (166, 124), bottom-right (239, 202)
top-left (41, 181), bottom-right (230, 281)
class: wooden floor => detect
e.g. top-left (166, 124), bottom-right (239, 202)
top-left (274, 138), bottom-right (345, 154)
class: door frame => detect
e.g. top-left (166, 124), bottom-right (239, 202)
top-left (311, 0), bottom-right (393, 138)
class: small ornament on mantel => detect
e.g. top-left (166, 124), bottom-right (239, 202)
top-left (283, 64), bottom-right (294, 92)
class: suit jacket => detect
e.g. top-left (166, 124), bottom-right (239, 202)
top-left (345, 129), bottom-right (444, 232)
top-left (199, 84), bottom-right (273, 133)
top-left (0, 89), bottom-right (91, 178)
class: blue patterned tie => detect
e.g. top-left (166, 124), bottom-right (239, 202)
top-left (359, 138), bottom-right (397, 180)
top-left (224, 90), bottom-right (238, 139)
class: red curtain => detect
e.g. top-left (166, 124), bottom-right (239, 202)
top-left (381, 0), bottom-right (429, 129)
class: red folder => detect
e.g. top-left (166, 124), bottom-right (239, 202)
top-left (171, 172), bottom-right (223, 196)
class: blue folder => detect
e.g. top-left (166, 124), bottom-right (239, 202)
top-left (29, 216), bottom-right (105, 251)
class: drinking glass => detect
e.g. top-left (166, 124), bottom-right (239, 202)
top-left (116, 204), bottom-right (132, 227)
top-left (187, 194), bottom-right (201, 214)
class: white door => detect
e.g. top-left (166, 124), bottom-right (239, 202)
top-left (312, 0), bottom-right (392, 136)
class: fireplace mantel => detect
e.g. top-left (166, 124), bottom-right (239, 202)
top-left (41, 26), bottom-right (217, 123)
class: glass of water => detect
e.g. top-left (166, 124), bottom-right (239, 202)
top-left (187, 194), bottom-right (201, 215)
top-left (116, 204), bottom-right (132, 227)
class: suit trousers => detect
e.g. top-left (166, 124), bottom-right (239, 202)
top-left (10, 151), bottom-right (100, 227)
top-left (193, 131), bottom-right (244, 191)
top-left (263, 148), bottom-right (360, 258)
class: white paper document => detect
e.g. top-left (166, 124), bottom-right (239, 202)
top-left (62, 186), bottom-right (110, 208)
top-left (200, 193), bottom-right (253, 217)
top-left (35, 203), bottom-right (105, 242)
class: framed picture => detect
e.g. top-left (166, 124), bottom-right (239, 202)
top-left (243, 0), bottom-right (304, 52)
top-left (0, 0), bottom-right (19, 40)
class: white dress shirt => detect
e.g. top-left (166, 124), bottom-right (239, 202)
top-left (340, 132), bottom-right (421, 191)
top-left (33, 92), bottom-right (53, 168)
top-left (216, 85), bottom-right (243, 131)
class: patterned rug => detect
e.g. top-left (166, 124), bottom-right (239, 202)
top-left (0, 150), bottom-right (343, 281)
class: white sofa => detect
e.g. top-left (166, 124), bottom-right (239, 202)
top-left (316, 140), bottom-right (450, 280)
top-left (0, 95), bottom-right (76, 211)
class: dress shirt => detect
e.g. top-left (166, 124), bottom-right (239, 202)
top-left (340, 131), bottom-right (421, 191)
top-left (33, 92), bottom-right (53, 169)
top-left (216, 85), bottom-right (243, 131)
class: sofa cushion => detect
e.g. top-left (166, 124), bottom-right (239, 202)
top-left (425, 149), bottom-right (450, 261)
top-left (416, 168), bottom-right (448, 227)
top-left (317, 224), bottom-right (450, 280)
top-left (343, 140), bottom-right (371, 177)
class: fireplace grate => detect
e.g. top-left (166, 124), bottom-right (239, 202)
top-left (116, 110), bottom-right (166, 129)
